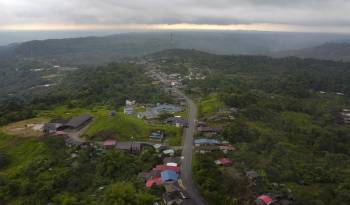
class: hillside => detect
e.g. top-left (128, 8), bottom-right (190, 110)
top-left (2, 31), bottom-right (350, 66)
top-left (274, 42), bottom-right (350, 62)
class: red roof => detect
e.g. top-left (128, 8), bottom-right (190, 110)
top-left (218, 158), bottom-right (232, 166)
top-left (103, 140), bottom-right (116, 146)
top-left (146, 177), bottom-right (163, 188)
top-left (258, 195), bottom-right (273, 205)
top-left (54, 131), bottom-right (66, 135)
top-left (154, 165), bottom-right (180, 172)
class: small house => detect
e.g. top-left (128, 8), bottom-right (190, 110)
top-left (215, 158), bottom-right (232, 166)
top-left (43, 123), bottom-right (63, 134)
top-left (154, 165), bottom-right (180, 173)
top-left (57, 114), bottom-right (92, 131)
top-left (194, 138), bottom-right (220, 146)
top-left (149, 131), bottom-right (164, 141)
top-left (115, 142), bottom-right (142, 154)
top-left (162, 149), bottom-right (175, 156)
top-left (124, 106), bottom-right (134, 115)
top-left (146, 177), bottom-right (163, 188)
top-left (103, 139), bottom-right (116, 148)
top-left (164, 117), bottom-right (188, 127)
top-left (255, 195), bottom-right (274, 205)
top-left (161, 170), bottom-right (179, 182)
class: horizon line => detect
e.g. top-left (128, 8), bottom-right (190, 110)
top-left (1, 23), bottom-right (350, 34)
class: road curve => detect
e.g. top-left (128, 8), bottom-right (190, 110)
top-left (175, 88), bottom-right (206, 205)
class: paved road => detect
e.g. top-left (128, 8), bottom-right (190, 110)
top-left (175, 88), bottom-right (206, 205)
top-left (149, 71), bottom-right (206, 205)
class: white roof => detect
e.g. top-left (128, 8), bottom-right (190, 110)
top-left (166, 162), bottom-right (178, 167)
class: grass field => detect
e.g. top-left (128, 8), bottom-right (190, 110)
top-left (1, 118), bottom-right (49, 137)
top-left (0, 133), bottom-right (47, 177)
top-left (38, 106), bottom-right (182, 145)
top-left (199, 93), bottom-right (225, 116)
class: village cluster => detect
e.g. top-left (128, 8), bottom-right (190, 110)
top-left (38, 64), bottom-right (296, 205)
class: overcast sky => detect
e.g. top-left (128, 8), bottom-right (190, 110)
top-left (1, 0), bottom-right (350, 32)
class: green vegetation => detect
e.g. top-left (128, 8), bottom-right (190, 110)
top-left (199, 94), bottom-right (225, 117)
top-left (0, 133), bottom-right (160, 205)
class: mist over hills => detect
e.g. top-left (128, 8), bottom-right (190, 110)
top-left (2, 31), bottom-right (350, 65)
top-left (274, 42), bottom-right (350, 62)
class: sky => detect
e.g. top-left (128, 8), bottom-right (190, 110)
top-left (0, 0), bottom-right (350, 33)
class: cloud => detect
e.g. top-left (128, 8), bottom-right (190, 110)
top-left (1, 0), bottom-right (350, 32)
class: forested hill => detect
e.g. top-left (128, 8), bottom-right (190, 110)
top-left (3, 31), bottom-right (350, 66)
top-left (274, 42), bottom-right (350, 62)
top-left (149, 49), bottom-right (350, 95)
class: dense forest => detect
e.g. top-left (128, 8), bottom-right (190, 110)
top-left (152, 49), bottom-right (350, 205)
top-left (0, 134), bottom-right (160, 205)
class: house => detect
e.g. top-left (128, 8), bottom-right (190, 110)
top-left (166, 162), bottom-right (178, 167)
top-left (146, 177), bottom-right (163, 188)
top-left (255, 195), bottom-right (274, 205)
top-left (126, 99), bottom-right (136, 106)
top-left (149, 131), bottom-right (164, 141)
top-left (194, 138), bottom-right (220, 146)
top-left (115, 142), bottom-right (142, 154)
top-left (164, 117), bottom-right (188, 127)
top-left (338, 109), bottom-right (350, 124)
top-left (162, 149), bottom-right (175, 156)
top-left (43, 123), bottom-right (63, 134)
top-left (57, 114), bottom-right (92, 131)
top-left (215, 158), bottom-right (232, 166)
top-left (195, 145), bottom-right (220, 153)
top-left (163, 157), bottom-right (182, 165)
top-left (138, 170), bottom-right (161, 181)
top-left (103, 139), bottom-right (116, 148)
top-left (219, 145), bottom-right (236, 153)
top-left (161, 170), bottom-right (179, 182)
top-left (154, 165), bottom-right (180, 172)
top-left (124, 106), bottom-right (134, 115)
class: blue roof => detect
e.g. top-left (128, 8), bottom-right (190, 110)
top-left (194, 139), bottom-right (220, 145)
top-left (161, 170), bottom-right (179, 182)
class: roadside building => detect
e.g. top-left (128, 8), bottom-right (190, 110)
top-left (163, 157), bottom-right (182, 165)
top-left (115, 142), bottom-right (142, 154)
top-left (161, 170), bottom-right (179, 182)
top-left (197, 126), bottom-right (223, 136)
top-left (164, 117), bottom-right (188, 127)
top-left (195, 145), bottom-right (220, 153)
top-left (194, 138), bottom-right (220, 146)
top-left (57, 114), bottom-right (92, 131)
top-left (103, 139), bottom-right (116, 148)
top-left (154, 165), bottom-right (180, 173)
